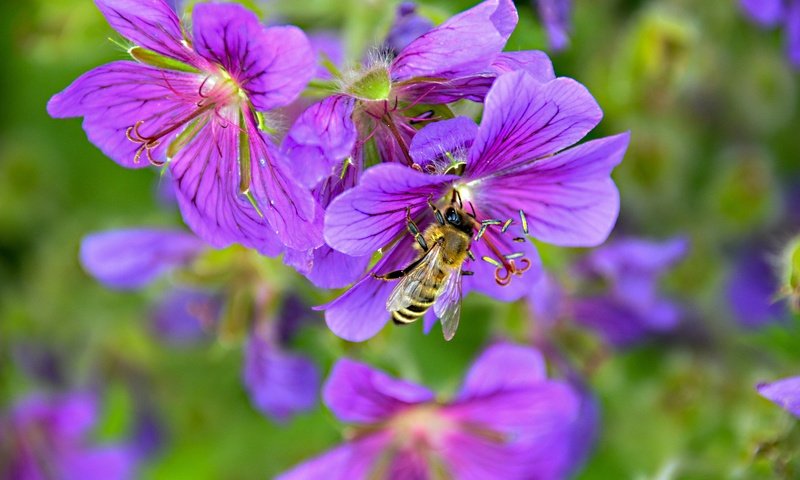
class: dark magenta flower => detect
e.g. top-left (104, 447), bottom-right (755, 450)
top-left (535, 0), bottom-right (572, 51)
top-left (1, 393), bottom-right (137, 480)
top-left (79, 228), bottom-right (320, 421)
top-left (741, 0), bottom-right (800, 67)
top-left (48, 0), bottom-right (320, 255)
top-left (320, 70), bottom-right (628, 341)
top-left (277, 343), bottom-right (587, 480)
top-left (282, 0), bottom-right (555, 190)
top-left (757, 376), bottom-right (800, 417)
top-left (530, 236), bottom-right (688, 347)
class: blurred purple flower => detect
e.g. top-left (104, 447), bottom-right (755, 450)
top-left (741, 0), bottom-right (800, 67)
top-left (277, 343), bottom-right (587, 480)
top-left (727, 250), bottom-right (786, 329)
top-left (283, 0), bottom-right (556, 190)
top-left (150, 288), bottom-right (220, 345)
top-left (757, 376), bottom-right (800, 417)
top-left (571, 236), bottom-right (689, 347)
top-left (383, 2), bottom-right (434, 54)
top-left (1, 393), bottom-right (137, 480)
top-left (535, 0), bottom-right (572, 51)
top-left (48, 1), bottom-right (320, 254)
top-left (80, 229), bottom-right (205, 290)
top-left (320, 71), bottom-right (628, 341)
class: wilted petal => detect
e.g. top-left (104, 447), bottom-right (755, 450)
top-left (458, 343), bottom-right (547, 399)
top-left (283, 95), bottom-right (358, 188)
top-left (323, 358), bottom-right (434, 423)
top-left (95, 0), bottom-right (195, 65)
top-left (192, 4), bottom-right (313, 110)
top-left (47, 62), bottom-right (202, 168)
top-left (80, 229), bottom-right (205, 290)
top-left (324, 163), bottom-right (455, 256)
top-left (466, 71), bottom-right (603, 178)
top-left (740, 0), bottom-right (784, 26)
top-left (391, 0), bottom-right (517, 80)
top-left (276, 433), bottom-right (391, 480)
top-left (319, 238), bottom-right (419, 341)
top-left (243, 336), bottom-right (319, 422)
top-left (757, 376), bottom-right (800, 417)
top-left (409, 117), bottom-right (478, 170)
top-left (469, 133), bottom-right (628, 247)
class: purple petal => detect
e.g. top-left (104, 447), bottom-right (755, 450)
top-left (282, 95), bottom-right (357, 188)
top-left (275, 433), bottom-right (391, 480)
top-left (171, 118), bottom-right (320, 255)
top-left (324, 163), bottom-right (455, 256)
top-left (384, 2), bottom-right (435, 54)
top-left (463, 231), bottom-right (543, 301)
top-left (571, 297), bottom-right (651, 347)
top-left (150, 288), bottom-right (218, 345)
top-left (537, 0), bottom-right (572, 51)
top-left (285, 244), bottom-right (371, 289)
top-left (192, 4), bottom-right (313, 110)
top-left (308, 31), bottom-right (345, 80)
top-left (61, 447), bottom-right (137, 480)
top-left (47, 62), bottom-right (203, 168)
top-left (323, 358), bottom-right (434, 423)
top-left (243, 336), bottom-right (319, 422)
top-left (757, 376), bottom-right (800, 417)
top-left (465, 71), bottom-right (603, 179)
top-left (95, 0), bottom-right (195, 65)
top-left (80, 229), bottom-right (205, 290)
top-left (391, 0), bottom-right (517, 80)
top-left (385, 449), bottom-right (430, 479)
top-left (490, 51), bottom-right (556, 82)
top-left (740, 0), bottom-right (785, 27)
top-left (409, 117), bottom-right (478, 170)
top-left (319, 238), bottom-right (419, 341)
top-left (527, 271), bottom-right (566, 327)
top-left (727, 250), bottom-right (786, 328)
top-left (458, 343), bottom-right (547, 399)
top-left (469, 132), bottom-right (628, 247)
top-left (787, 0), bottom-right (800, 66)
top-left (443, 382), bottom-right (581, 480)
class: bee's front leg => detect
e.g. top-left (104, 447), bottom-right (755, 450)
top-left (405, 206), bottom-right (429, 251)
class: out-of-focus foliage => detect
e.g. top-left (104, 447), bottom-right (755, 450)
top-left (1, 0), bottom-right (799, 478)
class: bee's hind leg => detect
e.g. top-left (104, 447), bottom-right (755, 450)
top-left (405, 206), bottom-right (429, 251)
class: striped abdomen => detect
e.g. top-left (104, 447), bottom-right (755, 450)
top-left (391, 266), bottom-right (446, 325)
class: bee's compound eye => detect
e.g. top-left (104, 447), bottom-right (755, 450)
top-left (445, 208), bottom-right (461, 225)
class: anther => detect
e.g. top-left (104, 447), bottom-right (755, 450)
top-left (504, 252), bottom-right (524, 260)
top-left (475, 224), bottom-right (487, 241)
top-left (481, 256), bottom-right (502, 268)
top-left (462, 270), bottom-right (474, 276)
top-left (513, 237), bottom-right (526, 243)
top-left (481, 219), bottom-right (502, 226)
top-left (501, 219), bottom-right (513, 233)
top-left (467, 250), bottom-right (476, 261)
top-left (519, 210), bottom-right (529, 234)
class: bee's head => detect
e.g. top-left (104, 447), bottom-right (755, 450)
top-left (445, 207), bottom-right (462, 226)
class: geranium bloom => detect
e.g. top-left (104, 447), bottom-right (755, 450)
top-left (277, 344), bottom-right (589, 480)
top-left (321, 70), bottom-right (628, 341)
top-left (47, 0), bottom-right (319, 255)
top-left (282, 0), bottom-right (555, 190)
top-left (80, 228), bottom-right (319, 421)
top-left (740, 0), bottom-right (800, 67)
top-left (757, 376), bottom-right (800, 417)
top-left (726, 249), bottom-right (787, 329)
top-left (1, 392), bottom-right (136, 480)
top-left (535, 0), bottom-right (573, 51)
top-left (528, 236), bottom-right (688, 347)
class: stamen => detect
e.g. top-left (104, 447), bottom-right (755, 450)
top-left (481, 219), bottom-right (502, 226)
top-left (504, 252), bottom-right (524, 260)
top-left (481, 256), bottom-right (502, 268)
top-left (475, 224), bottom-right (488, 241)
top-left (519, 210), bottom-right (529, 234)
top-left (501, 219), bottom-right (513, 233)
top-left (467, 250), bottom-right (476, 261)
top-left (513, 237), bottom-right (526, 243)
top-left (125, 101), bottom-right (217, 164)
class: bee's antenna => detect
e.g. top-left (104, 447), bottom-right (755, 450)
top-left (451, 189), bottom-right (463, 208)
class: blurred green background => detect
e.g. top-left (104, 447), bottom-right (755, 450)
top-left (1, 0), bottom-right (800, 478)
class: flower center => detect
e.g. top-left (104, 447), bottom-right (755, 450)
top-left (125, 71), bottom-right (241, 166)
top-left (388, 404), bottom-right (454, 450)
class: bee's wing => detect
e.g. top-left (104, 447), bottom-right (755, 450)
top-left (386, 244), bottom-right (445, 312)
top-left (434, 268), bottom-right (463, 341)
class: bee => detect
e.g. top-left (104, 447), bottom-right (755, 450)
top-left (375, 196), bottom-right (475, 341)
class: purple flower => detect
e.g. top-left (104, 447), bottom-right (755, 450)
top-left (383, 2), bottom-right (435, 54)
top-left (570, 236), bottom-right (688, 347)
top-left (535, 0), bottom-right (572, 51)
top-left (277, 343), bottom-right (587, 480)
top-left (320, 70), bottom-right (628, 341)
top-left (48, 1), bottom-right (320, 254)
top-left (741, 0), bottom-right (800, 67)
top-left (283, 0), bottom-right (556, 190)
top-left (80, 228), bottom-right (205, 290)
top-left (150, 288), bottom-right (219, 345)
top-left (1, 393), bottom-right (137, 480)
top-left (727, 249), bottom-right (787, 329)
top-left (757, 376), bottom-right (800, 417)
